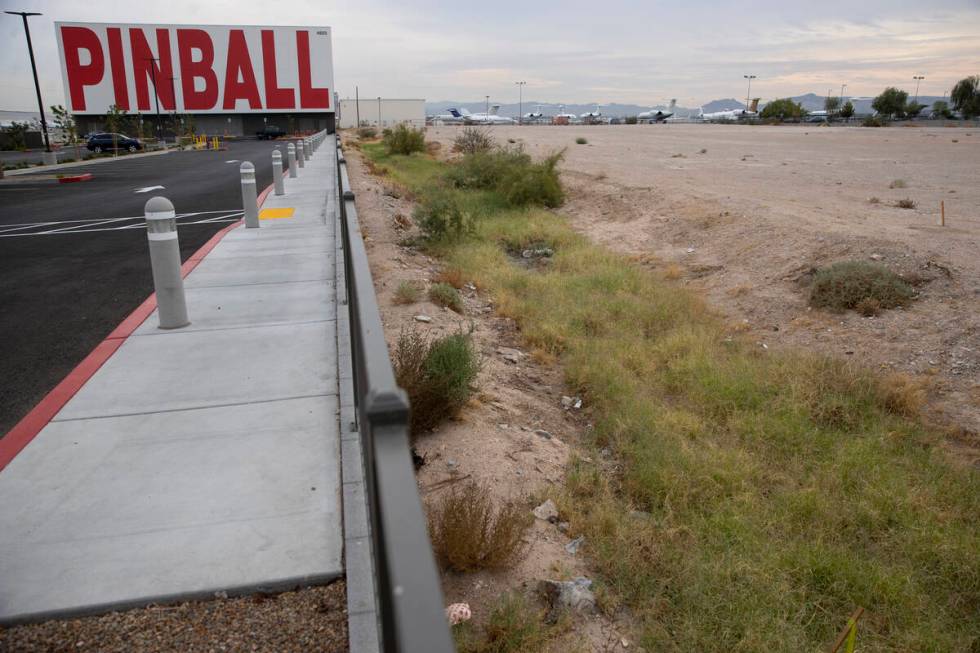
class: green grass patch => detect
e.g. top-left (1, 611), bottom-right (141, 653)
top-left (453, 592), bottom-right (565, 653)
top-left (366, 143), bottom-right (979, 651)
top-left (810, 261), bottom-right (915, 313)
top-left (429, 282), bottom-right (464, 313)
top-left (393, 280), bottom-right (422, 305)
top-left (383, 123), bottom-right (426, 155)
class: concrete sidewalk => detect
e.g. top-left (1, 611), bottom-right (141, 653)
top-left (0, 135), bottom-right (343, 623)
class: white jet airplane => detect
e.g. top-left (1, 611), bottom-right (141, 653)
top-left (698, 98), bottom-right (760, 121)
top-left (580, 104), bottom-right (604, 123)
top-left (638, 99), bottom-right (677, 123)
top-left (431, 108), bottom-right (467, 124)
top-left (451, 106), bottom-right (515, 125)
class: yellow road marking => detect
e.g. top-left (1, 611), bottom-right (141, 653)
top-left (259, 207), bottom-right (295, 219)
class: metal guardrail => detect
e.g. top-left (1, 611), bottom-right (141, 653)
top-left (336, 142), bottom-right (455, 653)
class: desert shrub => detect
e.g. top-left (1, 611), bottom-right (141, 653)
top-left (383, 123), bottom-right (426, 155)
top-left (862, 115), bottom-right (884, 127)
top-left (868, 196), bottom-right (881, 204)
top-left (434, 267), bottom-right (466, 289)
top-left (429, 481), bottom-right (530, 572)
top-left (889, 179), bottom-right (907, 189)
top-left (809, 261), bottom-right (915, 313)
top-left (453, 592), bottom-right (558, 653)
top-left (394, 330), bottom-right (479, 436)
top-left (575, 137), bottom-right (587, 145)
top-left (357, 126), bottom-right (377, 139)
top-left (855, 297), bottom-right (881, 316)
top-left (394, 280), bottom-right (422, 304)
top-left (896, 198), bottom-right (917, 209)
top-left (429, 282), bottom-right (464, 313)
top-left (624, 115), bottom-right (638, 124)
top-left (453, 127), bottom-right (496, 155)
top-left (447, 147), bottom-right (564, 208)
top-left (412, 185), bottom-right (473, 243)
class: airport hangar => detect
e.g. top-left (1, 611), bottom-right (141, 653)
top-left (55, 22), bottom-right (336, 138)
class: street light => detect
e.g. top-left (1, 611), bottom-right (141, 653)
top-left (912, 75), bottom-right (925, 105)
top-left (485, 95), bottom-right (490, 116)
top-left (743, 74), bottom-right (756, 110)
top-left (5, 11), bottom-right (52, 154)
top-left (515, 81), bottom-right (526, 125)
top-left (839, 83), bottom-right (847, 120)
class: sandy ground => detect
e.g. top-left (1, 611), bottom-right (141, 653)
top-left (428, 124), bottom-right (980, 461)
top-left (345, 144), bottom-right (635, 651)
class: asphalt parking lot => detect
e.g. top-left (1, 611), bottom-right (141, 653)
top-left (0, 138), bottom-right (297, 435)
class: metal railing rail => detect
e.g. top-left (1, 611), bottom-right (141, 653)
top-left (336, 142), bottom-right (454, 653)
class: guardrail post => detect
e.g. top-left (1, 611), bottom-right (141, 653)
top-left (240, 161), bottom-right (259, 228)
top-left (272, 149), bottom-right (284, 196)
top-left (144, 196), bottom-right (189, 330)
top-left (296, 140), bottom-right (305, 168)
top-left (287, 143), bottom-right (298, 178)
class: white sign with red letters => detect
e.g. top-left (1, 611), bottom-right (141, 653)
top-left (55, 22), bottom-right (334, 115)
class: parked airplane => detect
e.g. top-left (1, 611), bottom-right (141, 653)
top-left (638, 99), bottom-right (677, 123)
top-left (580, 105), bottom-right (604, 124)
top-left (523, 105), bottom-right (546, 123)
top-left (451, 106), bottom-right (515, 125)
top-left (698, 98), bottom-right (760, 121)
top-left (553, 105), bottom-right (580, 124)
top-left (430, 108), bottom-right (466, 124)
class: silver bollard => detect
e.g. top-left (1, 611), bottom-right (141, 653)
top-left (287, 143), bottom-right (297, 178)
top-left (240, 161), bottom-right (259, 228)
top-left (272, 149), bottom-right (285, 196)
top-left (144, 196), bottom-right (189, 329)
top-left (304, 138), bottom-right (311, 159)
top-left (296, 140), bottom-right (305, 168)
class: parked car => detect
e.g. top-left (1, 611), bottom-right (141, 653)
top-left (256, 125), bottom-right (287, 140)
top-left (86, 133), bottom-right (142, 153)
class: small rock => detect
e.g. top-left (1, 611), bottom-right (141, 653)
top-left (686, 247), bottom-right (695, 254)
top-left (560, 396), bottom-right (583, 410)
top-left (534, 429), bottom-right (553, 439)
top-left (446, 459), bottom-right (458, 471)
top-left (628, 509), bottom-right (652, 521)
top-left (533, 499), bottom-right (559, 522)
top-left (537, 577), bottom-right (596, 620)
top-left (414, 315), bottom-right (432, 323)
top-left (557, 521), bottom-right (570, 533)
top-left (565, 535), bottom-right (585, 555)
top-left (621, 637), bottom-right (630, 648)
top-left (870, 253), bottom-right (883, 261)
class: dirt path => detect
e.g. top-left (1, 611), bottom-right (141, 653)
top-left (428, 124), bottom-right (980, 461)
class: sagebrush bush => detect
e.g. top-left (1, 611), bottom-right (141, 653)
top-left (429, 481), bottom-right (530, 572)
top-left (394, 330), bottom-right (479, 436)
top-left (453, 127), bottom-right (496, 154)
top-left (393, 280), bottom-right (422, 304)
top-left (575, 137), bottom-right (587, 144)
top-left (383, 123), bottom-right (426, 155)
top-left (357, 126), bottom-right (377, 139)
top-left (429, 282), bottom-right (464, 312)
top-left (446, 147), bottom-right (564, 208)
top-left (412, 185), bottom-right (473, 243)
top-left (434, 267), bottom-right (466, 289)
top-left (896, 198), bottom-right (917, 209)
top-left (809, 261), bottom-right (914, 312)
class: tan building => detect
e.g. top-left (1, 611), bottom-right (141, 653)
top-left (338, 98), bottom-right (425, 129)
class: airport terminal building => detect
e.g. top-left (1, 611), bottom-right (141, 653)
top-left (56, 22), bottom-right (335, 138)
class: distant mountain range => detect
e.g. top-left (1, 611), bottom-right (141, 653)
top-left (427, 94), bottom-right (949, 118)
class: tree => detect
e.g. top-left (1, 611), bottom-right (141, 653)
top-left (51, 104), bottom-right (80, 159)
top-left (932, 100), bottom-right (953, 119)
top-left (0, 122), bottom-right (29, 151)
top-left (871, 87), bottom-right (908, 120)
top-left (104, 104), bottom-right (128, 155)
top-left (950, 75), bottom-right (980, 119)
top-left (760, 98), bottom-right (805, 122)
top-left (839, 101), bottom-right (855, 120)
top-left (905, 102), bottom-right (925, 119)
top-left (824, 95), bottom-right (841, 115)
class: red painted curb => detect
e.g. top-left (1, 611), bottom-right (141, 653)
top-left (58, 173), bottom-right (93, 184)
top-left (0, 174), bottom-right (284, 471)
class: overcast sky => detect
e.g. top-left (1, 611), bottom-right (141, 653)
top-left (1, 0), bottom-right (978, 112)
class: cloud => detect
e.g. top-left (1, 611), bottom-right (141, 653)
top-left (0, 0), bottom-right (977, 111)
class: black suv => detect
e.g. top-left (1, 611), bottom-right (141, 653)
top-left (86, 133), bottom-right (142, 153)
top-left (256, 125), bottom-right (287, 140)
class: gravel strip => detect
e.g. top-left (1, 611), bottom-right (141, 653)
top-left (0, 581), bottom-right (348, 653)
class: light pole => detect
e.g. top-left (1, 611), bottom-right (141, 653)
top-left (377, 96), bottom-right (382, 126)
top-left (743, 74), bottom-right (756, 110)
top-left (485, 95), bottom-right (490, 116)
top-left (515, 81), bottom-right (526, 125)
top-left (6, 11), bottom-right (52, 155)
top-left (912, 75), bottom-right (925, 105)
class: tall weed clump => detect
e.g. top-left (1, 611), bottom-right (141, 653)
top-left (809, 261), bottom-right (915, 313)
top-left (393, 330), bottom-right (479, 436)
top-left (453, 127), bottom-right (496, 155)
top-left (447, 146), bottom-right (564, 208)
top-left (383, 123), bottom-right (426, 155)
top-left (412, 185), bottom-right (474, 244)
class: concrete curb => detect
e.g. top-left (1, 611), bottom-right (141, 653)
top-left (3, 148), bottom-right (172, 176)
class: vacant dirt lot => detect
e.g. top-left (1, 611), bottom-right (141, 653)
top-left (427, 123), bottom-right (980, 458)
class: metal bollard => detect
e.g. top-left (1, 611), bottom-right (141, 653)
top-left (272, 149), bottom-right (284, 196)
top-left (296, 140), bottom-right (305, 168)
top-left (240, 161), bottom-right (259, 228)
top-left (304, 138), bottom-right (311, 159)
top-left (287, 143), bottom-right (297, 178)
top-left (144, 196), bottom-right (189, 329)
